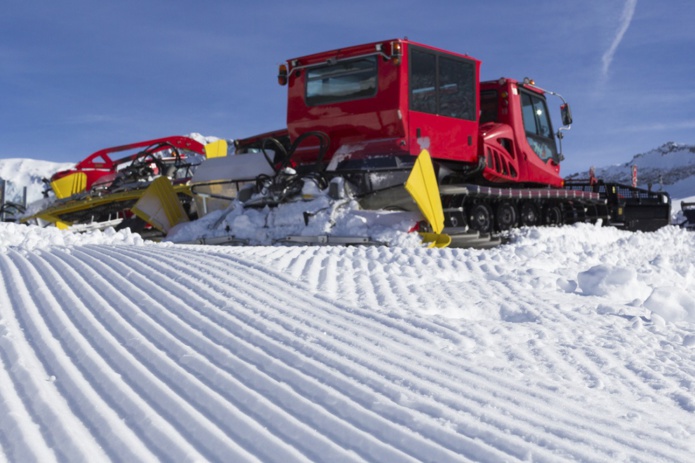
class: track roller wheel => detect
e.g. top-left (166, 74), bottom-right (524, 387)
top-left (495, 202), bottom-right (517, 231)
top-left (519, 201), bottom-right (539, 226)
top-left (469, 203), bottom-right (493, 233)
top-left (542, 204), bottom-right (563, 226)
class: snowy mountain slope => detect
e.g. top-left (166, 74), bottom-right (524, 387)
top-left (595, 142), bottom-right (695, 186)
top-left (0, 158), bottom-right (73, 204)
top-left (567, 142), bottom-right (695, 199)
top-left (580, 142), bottom-right (695, 223)
top-left (0, 222), bottom-right (694, 462)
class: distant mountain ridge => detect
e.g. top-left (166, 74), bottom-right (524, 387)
top-left (567, 142), bottom-right (695, 194)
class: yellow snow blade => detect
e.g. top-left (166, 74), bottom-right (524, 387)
top-left (404, 150), bottom-right (450, 248)
top-left (405, 148), bottom-right (448, 235)
top-left (51, 172), bottom-right (87, 199)
top-left (132, 176), bottom-right (189, 233)
top-left (419, 232), bottom-right (452, 248)
top-left (204, 139), bottom-right (228, 158)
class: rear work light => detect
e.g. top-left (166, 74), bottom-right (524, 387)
top-left (523, 77), bottom-right (536, 86)
top-left (391, 41), bottom-right (402, 64)
top-left (376, 41), bottom-right (403, 64)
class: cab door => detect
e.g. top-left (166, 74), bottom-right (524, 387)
top-left (407, 46), bottom-right (480, 164)
top-left (517, 88), bottom-right (562, 185)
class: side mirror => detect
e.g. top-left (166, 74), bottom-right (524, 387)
top-left (560, 103), bottom-right (573, 127)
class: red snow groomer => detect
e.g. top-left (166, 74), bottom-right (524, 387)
top-left (24, 135), bottom-right (227, 234)
top-left (266, 39), bottom-right (670, 245)
top-left (35, 39), bottom-right (669, 247)
top-left (48, 135), bottom-right (214, 199)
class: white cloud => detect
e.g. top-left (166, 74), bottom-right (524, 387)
top-left (619, 120), bottom-right (695, 133)
top-left (601, 0), bottom-right (638, 79)
top-left (65, 114), bottom-right (122, 125)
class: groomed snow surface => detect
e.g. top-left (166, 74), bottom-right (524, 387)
top-left (1, 222), bottom-right (694, 462)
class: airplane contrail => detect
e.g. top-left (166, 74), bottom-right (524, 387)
top-left (601, 0), bottom-right (637, 78)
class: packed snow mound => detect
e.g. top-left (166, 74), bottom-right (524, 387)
top-left (0, 222), bottom-right (145, 252)
top-left (166, 193), bottom-right (424, 247)
top-left (185, 131), bottom-right (226, 147)
top-left (577, 264), bottom-right (650, 301)
top-left (645, 287), bottom-right (695, 324)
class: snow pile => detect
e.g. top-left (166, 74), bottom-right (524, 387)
top-left (167, 200), bottom-right (423, 247)
top-left (167, 183), bottom-right (424, 247)
top-left (185, 131), bottom-right (226, 147)
top-left (507, 223), bottom-right (695, 324)
top-left (645, 287), bottom-right (695, 324)
top-left (0, 222), bottom-right (145, 252)
top-left (577, 264), bottom-right (649, 300)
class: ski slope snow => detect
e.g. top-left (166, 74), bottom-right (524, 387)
top-left (0, 221), bottom-right (694, 462)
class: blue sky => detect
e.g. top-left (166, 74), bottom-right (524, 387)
top-left (2, 0), bottom-right (694, 175)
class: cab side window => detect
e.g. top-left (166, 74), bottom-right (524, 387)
top-left (410, 48), bottom-right (476, 121)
